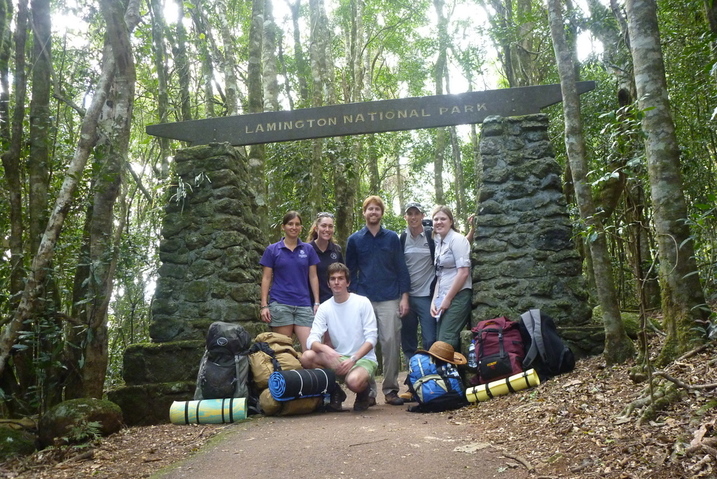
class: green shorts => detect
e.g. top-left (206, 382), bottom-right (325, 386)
top-left (339, 355), bottom-right (378, 380)
top-left (268, 302), bottom-right (315, 328)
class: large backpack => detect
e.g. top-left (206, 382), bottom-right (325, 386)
top-left (471, 316), bottom-right (525, 385)
top-left (248, 332), bottom-right (303, 391)
top-left (405, 352), bottom-right (466, 413)
top-left (194, 322), bottom-right (252, 400)
top-left (518, 309), bottom-right (575, 381)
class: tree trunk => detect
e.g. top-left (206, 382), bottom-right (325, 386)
top-left (28, 0), bottom-right (52, 255)
top-left (332, 0), bottom-right (364, 243)
top-left (0, 0), bottom-right (10, 144)
top-left (547, 0), bottom-right (634, 364)
top-left (188, 3), bottom-right (215, 117)
top-left (308, 0), bottom-right (331, 213)
top-left (217, 0), bottom-right (238, 115)
top-left (248, 0), bottom-right (268, 232)
top-left (0, 0), bottom-right (139, 384)
top-left (286, 0), bottom-right (309, 104)
top-left (625, 0), bottom-right (709, 363)
top-left (149, 0), bottom-right (170, 178)
top-left (433, 0), bottom-right (448, 204)
top-left (173, 1), bottom-right (192, 122)
top-left (262, 0), bottom-right (280, 112)
top-left (63, 0), bottom-right (138, 400)
top-left (1, 0), bottom-right (27, 307)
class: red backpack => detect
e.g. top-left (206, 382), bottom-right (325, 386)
top-left (471, 317), bottom-right (525, 385)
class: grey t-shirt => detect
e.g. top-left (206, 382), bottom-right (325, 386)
top-left (404, 229), bottom-right (435, 297)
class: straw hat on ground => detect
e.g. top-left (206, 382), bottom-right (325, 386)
top-left (416, 341), bottom-right (467, 365)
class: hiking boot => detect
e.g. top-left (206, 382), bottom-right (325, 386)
top-left (384, 391), bottom-right (405, 406)
top-left (326, 384), bottom-right (347, 412)
top-left (353, 388), bottom-right (372, 411)
top-left (399, 391), bottom-right (416, 402)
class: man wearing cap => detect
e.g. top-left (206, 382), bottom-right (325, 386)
top-left (345, 195), bottom-right (411, 406)
top-left (398, 202), bottom-right (436, 401)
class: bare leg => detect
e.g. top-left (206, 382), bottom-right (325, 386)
top-left (300, 350), bottom-right (320, 369)
top-left (293, 325), bottom-right (312, 351)
top-left (271, 325), bottom-right (295, 339)
top-left (345, 367), bottom-right (370, 394)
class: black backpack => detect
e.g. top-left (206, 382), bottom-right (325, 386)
top-left (194, 321), bottom-right (253, 400)
top-left (518, 309), bottom-right (575, 381)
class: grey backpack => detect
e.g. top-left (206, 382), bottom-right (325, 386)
top-left (194, 321), bottom-right (252, 400)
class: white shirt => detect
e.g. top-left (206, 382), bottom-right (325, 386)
top-left (434, 229), bottom-right (472, 299)
top-left (306, 293), bottom-right (378, 363)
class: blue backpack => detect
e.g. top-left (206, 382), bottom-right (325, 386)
top-left (405, 352), bottom-right (467, 412)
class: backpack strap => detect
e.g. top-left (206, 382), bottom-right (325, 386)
top-left (248, 341), bottom-right (283, 371)
top-left (424, 226), bottom-right (435, 261)
top-left (530, 309), bottom-right (547, 363)
top-left (522, 309), bottom-right (548, 368)
top-left (521, 310), bottom-right (538, 368)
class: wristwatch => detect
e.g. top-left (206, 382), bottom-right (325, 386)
top-left (350, 355), bottom-right (357, 362)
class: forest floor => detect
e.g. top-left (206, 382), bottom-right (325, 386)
top-left (1, 336), bottom-right (717, 478)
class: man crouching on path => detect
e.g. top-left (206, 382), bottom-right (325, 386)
top-left (301, 263), bottom-right (378, 412)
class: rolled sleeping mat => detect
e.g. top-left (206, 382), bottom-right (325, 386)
top-left (268, 368), bottom-right (336, 401)
top-left (465, 368), bottom-right (540, 403)
top-left (169, 398), bottom-right (247, 424)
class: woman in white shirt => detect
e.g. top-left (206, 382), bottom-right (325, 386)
top-left (430, 206), bottom-right (473, 350)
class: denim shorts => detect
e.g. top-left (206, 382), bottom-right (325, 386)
top-left (269, 302), bottom-right (315, 328)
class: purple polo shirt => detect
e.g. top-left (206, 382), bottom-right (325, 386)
top-left (260, 238), bottom-right (320, 307)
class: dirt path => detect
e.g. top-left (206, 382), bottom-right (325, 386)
top-left (156, 374), bottom-right (531, 479)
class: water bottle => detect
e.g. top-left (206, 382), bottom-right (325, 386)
top-left (468, 342), bottom-right (477, 368)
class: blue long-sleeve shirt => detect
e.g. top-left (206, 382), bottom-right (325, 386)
top-left (345, 226), bottom-right (411, 302)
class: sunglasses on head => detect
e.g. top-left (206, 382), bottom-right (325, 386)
top-left (317, 212), bottom-right (335, 219)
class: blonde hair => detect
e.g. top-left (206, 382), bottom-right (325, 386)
top-left (306, 212), bottom-right (337, 243)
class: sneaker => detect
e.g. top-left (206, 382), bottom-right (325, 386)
top-left (353, 388), bottom-right (372, 411)
top-left (399, 391), bottom-right (416, 402)
top-left (384, 391), bottom-right (405, 406)
top-left (368, 397), bottom-right (377, 407)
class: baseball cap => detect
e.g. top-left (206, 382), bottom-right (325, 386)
top-left (404, 202), bottom-right (423, 213)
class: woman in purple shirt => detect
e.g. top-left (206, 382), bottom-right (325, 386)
top-left (260, 211), bottom-right (321, 351)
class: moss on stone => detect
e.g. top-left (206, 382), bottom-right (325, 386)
top-left (0, 427), bottom-right (36, 460)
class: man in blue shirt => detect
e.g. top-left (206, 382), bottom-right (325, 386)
top-left (345, 196), bottom-right (411, 406)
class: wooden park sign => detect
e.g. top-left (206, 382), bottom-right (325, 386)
top-left (146, 82), bottom-right (595, 147)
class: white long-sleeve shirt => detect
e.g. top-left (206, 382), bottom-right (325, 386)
top-left (306, 293), bottom-right (378, 363)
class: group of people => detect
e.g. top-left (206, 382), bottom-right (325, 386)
top-left (259, 196), bottom-right (473, 411)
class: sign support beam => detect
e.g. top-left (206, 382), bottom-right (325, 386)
top-left (146, 82), bottom-right (595, 147)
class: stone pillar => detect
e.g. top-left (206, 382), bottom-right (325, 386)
top-left (470, 115), bottom-right (601, 355)
top-left (108, 143), bottom-right (267, 425)
top-left (149, 143), bottom-right (265, 342)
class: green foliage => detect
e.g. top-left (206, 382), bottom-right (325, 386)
top-left (62, 419), bottom-right (102, 446)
